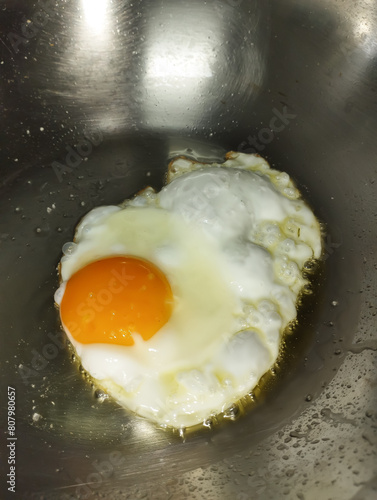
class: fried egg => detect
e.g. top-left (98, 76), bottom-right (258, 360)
top-left (54, 152), bottom-right (322, 429)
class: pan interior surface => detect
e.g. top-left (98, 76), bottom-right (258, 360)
top-left (0, 1), bottom-right (376, 499)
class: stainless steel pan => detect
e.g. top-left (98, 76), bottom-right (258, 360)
top-left (0, 0), bottom-right (376, 498)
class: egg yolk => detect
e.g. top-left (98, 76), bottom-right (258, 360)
top-left (60, 256), bottom-right (173, 346)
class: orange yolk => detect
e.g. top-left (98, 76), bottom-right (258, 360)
top-left (60, 256), bottom-right (173, 346)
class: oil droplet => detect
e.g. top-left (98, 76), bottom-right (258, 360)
top-left (248, 392), bottom-right (256, 401)
top-left (289, 430), bottom-right (307, 439)
top-left (35, 227), bottom-right (49, 237)
top-left (303, 260), bottom-right (316, 272)
top-left (203, 418), bottom-right (213, 428)
top-left (224, 404), bottom-right (240, 420)
top-left (94, 389), bottom-right (109, 403)
top-left (348, 340), bottom-right (377, 354)
top-left (302, 284), bottom-right (313, 295)
top-left (179, 427), bottom-right (186, 439)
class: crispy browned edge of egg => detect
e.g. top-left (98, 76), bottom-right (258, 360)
top-left (167, 150), bottom-right (251, 180)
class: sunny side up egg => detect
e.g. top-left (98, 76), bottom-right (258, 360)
top-left (54, 152), bottom-right (322, 429)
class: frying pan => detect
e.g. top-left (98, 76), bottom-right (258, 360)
top-left (0, 0), bottom-right (376, 499)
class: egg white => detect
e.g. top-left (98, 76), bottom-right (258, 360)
top-left (55, 152), bottom-right (322, 428)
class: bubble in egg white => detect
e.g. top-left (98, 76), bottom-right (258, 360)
top-left (276, 172), bottom-right (290, 187)
top-left (280, 238), bottom-right (295, 253)
top-left (214, 330), bottom-right (272, 390)
top-left (62, 242), bottom-right (77, 256)
top-left (283, 187), bottom-right (298, 198)
top-left (82, 225), bottom-right (92, 235)
top-left (54, 283), bottom-right (66, 305)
